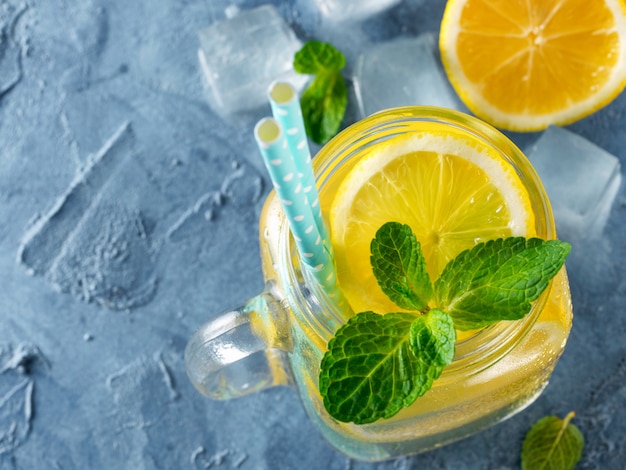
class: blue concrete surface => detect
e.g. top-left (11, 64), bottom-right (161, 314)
top-left (1, 0), bottom-right (625, 468)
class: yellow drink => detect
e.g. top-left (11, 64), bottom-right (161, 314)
top-left (185, 107), bottom-right (572, 461)
top-left (257, 107), bottom-right (572, 460)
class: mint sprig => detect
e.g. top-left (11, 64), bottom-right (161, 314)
top-left (521, 411), bottom-right (584, 470)
top-left (320, 222), bottom-right (570, 424)
top-left (294, 41), bottom-right (347, 145)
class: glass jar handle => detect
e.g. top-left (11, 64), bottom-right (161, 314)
top-left (184, 282), bottom-right (293, 400)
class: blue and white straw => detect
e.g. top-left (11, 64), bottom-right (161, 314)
top-left (268, 81), bottom-right (330, 248)
top-left (254, 118), bottom-right (342, 306)
top-left (254, 118), bottom-right (327, 271)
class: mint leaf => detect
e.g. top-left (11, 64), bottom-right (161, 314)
top-left (300, 72), bottom-right (347, 144)
top-left (294, 41), bottom-right (347, 144)
top-left (409, 309), bottom-right (455, 368)
top-left (320, 311), bottom-right (423, 424)
top-left (521, 411), bottom-right (584, 470)
top-left (294, 40), bottom-right (346, 74)
top-left (371, 222), bottom-right (433, 311)
top-left (319, 309), bottom-right (456, 424)
top-left (434, 237), bottom-right (570, 331)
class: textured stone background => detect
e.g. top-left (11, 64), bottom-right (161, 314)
top-left (1, 0), bottom-right (625, 468)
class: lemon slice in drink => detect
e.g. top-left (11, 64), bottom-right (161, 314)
top-left (329, 127), bottom-right (536, 315)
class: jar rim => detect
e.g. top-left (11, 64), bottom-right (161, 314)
top-left (280, 106), bottom-right (556, 374)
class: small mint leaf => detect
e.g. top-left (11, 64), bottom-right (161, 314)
top-left (320, 311), bottom-right (429, 424)
top-left (521, 411), bottom-right (584, 470)
top-left (294, 40), bottom-right (346, 75)
top-left (294, 41), bottom-right (347, 144)
top-left (371, 222), bottom-right (433, 311)
top-left (434, 237), bottom-right (570, 331)
top-left (409, 309), bottom-right (455, 368)
top-left (300, 71), bottom-right (347, 145)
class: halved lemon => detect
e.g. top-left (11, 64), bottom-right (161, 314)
top-left (439, 0), bottom-right (626, 131)
top-left (329, 127), bottom-right (536, 315)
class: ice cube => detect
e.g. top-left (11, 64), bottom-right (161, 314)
top-left (197, 5), bottom-right (307, 116)
top-left (526, 126), bottom-right (622, 240)
top-left (352, 34), bottom-right (466, 118)
top-left (313, 0), bottom-right (401, 23)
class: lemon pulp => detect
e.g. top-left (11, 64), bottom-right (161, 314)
top-left (329, 128), bottom-right (536, 316)
top-left (440, 0), bottom-right (626, 131)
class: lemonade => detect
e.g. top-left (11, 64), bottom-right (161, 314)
top-left (185, 107), bottom-right (572, 461)
top-left (257, 107), bottom-right (572, 460)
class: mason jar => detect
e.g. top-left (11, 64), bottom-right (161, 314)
top-left (185, 106), bottom-right (573, 461)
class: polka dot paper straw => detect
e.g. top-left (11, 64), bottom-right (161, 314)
top-left (267, 81), bottom-right (330, 249)
top-left (254, 118), bottom-right (344, 312)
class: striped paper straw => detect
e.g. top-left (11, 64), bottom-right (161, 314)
top-left (254, 118), bottom-right (343, 309)
top-left (267, 81), bottom-right (330, 247)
